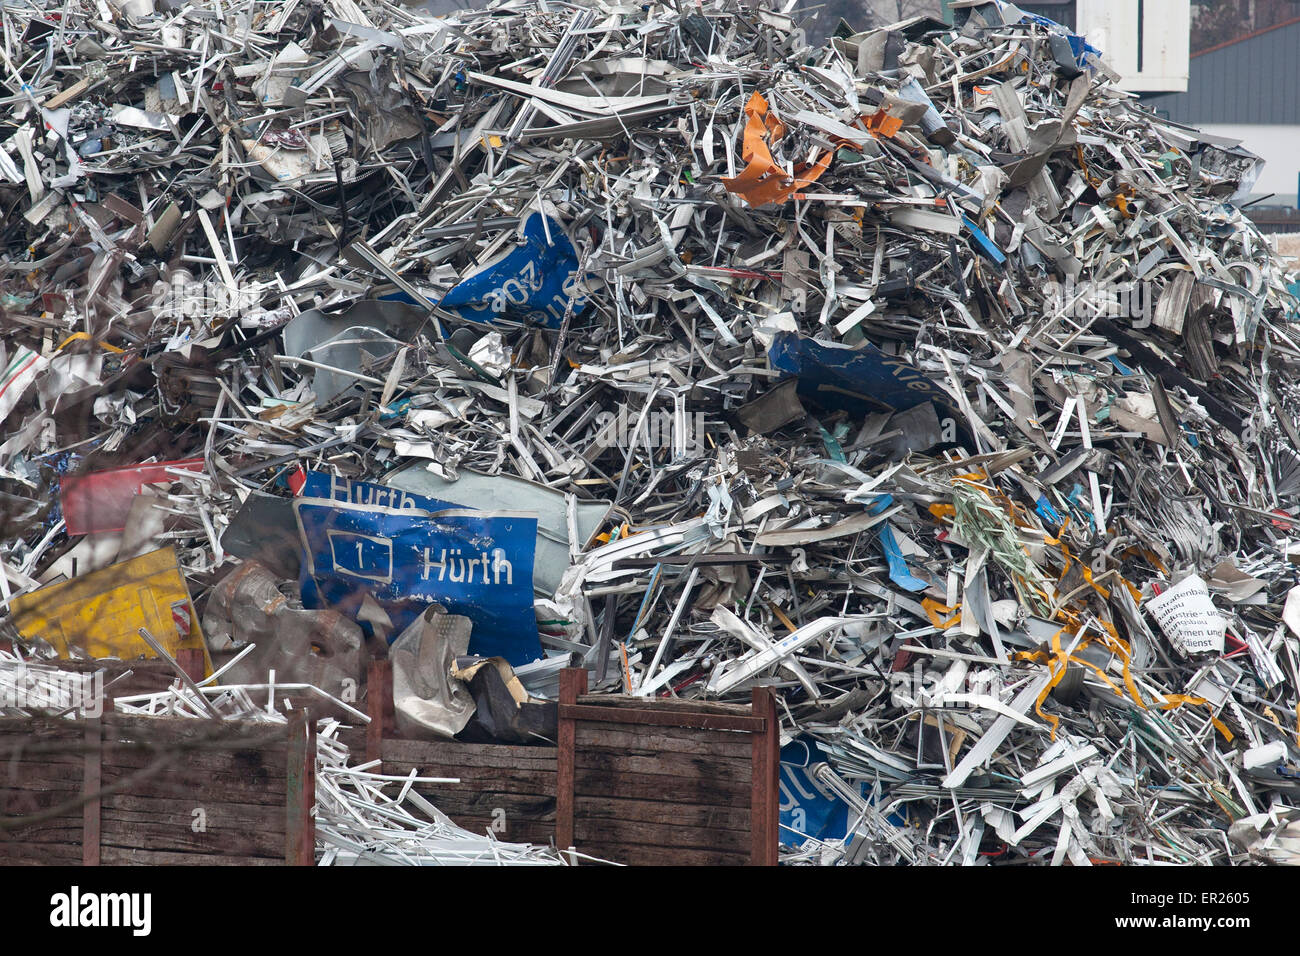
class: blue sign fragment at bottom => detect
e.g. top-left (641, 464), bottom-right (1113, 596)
top-left (780, 738), bottom-right (853, 849)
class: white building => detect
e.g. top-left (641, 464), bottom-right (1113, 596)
top-left (1142, 15), bottom-right (1300, 208)
top-left (980, 1), bottom-right (1191, 92)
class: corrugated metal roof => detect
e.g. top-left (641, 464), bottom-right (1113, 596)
top-left (1142, 17), bottom-right (1300, 124)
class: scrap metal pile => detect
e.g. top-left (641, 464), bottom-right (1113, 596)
top-left (3, 0), bottom-right (1300, 865)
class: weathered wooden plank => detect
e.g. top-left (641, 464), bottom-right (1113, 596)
top-left (286, 711), bottom-right (314, 865)
top-left (0, 780), bottom-right (83, 805)
top-left (99, 749), bottom-right (288, 781)
top-left (100, 847), bottom-right (283, 866)
top-left (574, 748), bottom-right (751, 779)
top-left (0, 840), bottom-right (84, 865)
top-left (0, 717), bottom-right (87, 739)
top-left (100, 817), bottom-right (285, 857)
top-left (96, 771), bottom-right (287, 809)
top-left (0, 727), bottom-right (88, 765)
top-left (0, 740), bottom-right (87, 760)
top-left (91, 813), bottom-right (282, 862)
top-left (95, 773), bottom-right (289, 810)
top-left (366, 659), bottom-right (395, 769)
top-left (573, 723), bottom-right (752, 759)
top-left (99, 794), bottom-right (289, 829)
top-left (0, 759), bottom-right (85, 780)
top-left (98, 728), bottom-right (290, 757)
top-left (98, 745), bottom-right (290, 773)
top-left (751, 686), bottom-right (779, 866)
top-left (574, 795), bottom-right (751, 832)
top-left (0, 817), bottom-right (83, 843)
top-left (574, 767), bottom-right (750, 804)
top-left (103, 714), bottom-right (286, 746)
top-left (575, 694), bottom-right (754, 717)
top-left (83, 718), bottom-right (100, 866)
top-left (562, 703), bottom-right (763, 732)
top-left (575, 816), bottom-right (750, 852)
top-left (575, 841), bottom-right (749, 867)
top-left (0, 780), bottom-right (83, 802)
top-left (381, 739), bottom-right (557, 770)
top-left (99, 755), bottom-right (288, 781)
top-left (556, 668), bottom-right (586, 852)
top-left (99, 779), bottom-right (289, 808)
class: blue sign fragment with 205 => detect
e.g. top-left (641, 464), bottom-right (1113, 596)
top-left (439, 211), bottom-right (588, 329)
top-left (294, 471), bottom-right (542, 666)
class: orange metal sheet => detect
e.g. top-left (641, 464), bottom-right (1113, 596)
top-left (721, 92), bottom-right (832, 208)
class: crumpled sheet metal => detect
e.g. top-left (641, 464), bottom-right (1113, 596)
top-left (202, 559), bottom-right (365, 713)
top-left (390, 606), bottom-right (477, 740)
top-left (1, 0), bottom-right (1300, 866)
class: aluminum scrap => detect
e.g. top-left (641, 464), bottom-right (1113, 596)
top-left (2, 0), bottom-right (1300, 865)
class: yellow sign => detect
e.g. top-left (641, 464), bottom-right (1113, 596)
top-left (11, 547), bottom-right (212, 676)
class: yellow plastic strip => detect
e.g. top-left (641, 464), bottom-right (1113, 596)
top-left (1094, 618), bottom-right (1147, 711)
top-left (55, 331), bottom-right (125, 354)
top-left (921, 598), bottom-right (962, 630)
top-left (1031, 628), bottom-right (1069, 739)
top-left (1154, 694), bottom-right (1234, 742)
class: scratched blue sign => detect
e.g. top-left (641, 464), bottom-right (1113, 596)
top-left (781, 737), bottom-right (910, 851)
top-left (294, 472), bottom-right (542, 665)
top-left (780, 738), bottom-right (853, 849)
top-left (439, 211), bottom-right (588, 329)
